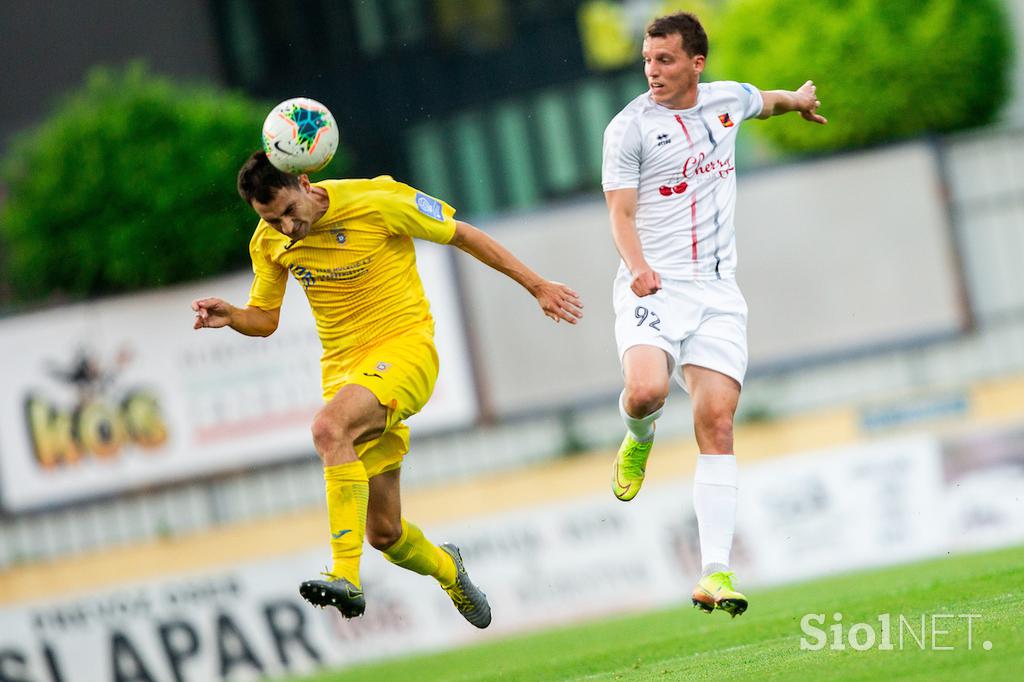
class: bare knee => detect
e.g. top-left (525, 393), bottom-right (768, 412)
top-left (366, 518), bottom-right (403, 551)
top-left (696, 412), bottom-right (735, 453)
top-left (310, 410), bottom-right (356, 458)
top-left (623, 380), bottom-right (669, 418)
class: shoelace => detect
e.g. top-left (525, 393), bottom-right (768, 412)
top-left (446, 582), bottom-right (472, 610)
top-left (621, 441), bottom-right (650, 478)
top-left (715, 571), bottom-right (737, 591)
top-left (320, 569), bottom-right (359, 590)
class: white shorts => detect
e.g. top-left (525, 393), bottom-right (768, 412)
top-left (613, 274), bottom-right (748, 392)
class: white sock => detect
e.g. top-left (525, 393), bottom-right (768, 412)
top-left (693, 454), bottom-right (738, 575)
top-left (619, 391), bottom-right (662, 442)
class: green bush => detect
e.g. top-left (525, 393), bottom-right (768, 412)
top-left (713, 0), bottom-right (1013, 153)
top-left (0, 64), bottom-right (349, 304)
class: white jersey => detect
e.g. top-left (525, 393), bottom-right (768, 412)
top-left (602, 81), bottom-right (763, 281)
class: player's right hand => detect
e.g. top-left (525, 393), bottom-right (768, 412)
top-left (191, 298), bottom-right (233, 329)
top-left (631, 269), bottom-right (661, 297)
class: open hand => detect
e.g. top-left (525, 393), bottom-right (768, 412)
top-left (534, 281), bottom-right (583, 324)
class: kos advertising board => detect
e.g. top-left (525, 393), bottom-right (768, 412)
top-left (0, 242), bottom-right (476, 511)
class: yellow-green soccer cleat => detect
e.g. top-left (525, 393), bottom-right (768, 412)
top-left (612, 434), bottom-right (654, 501)
top-left (299, 574), bottom-right (366, 618)
top-left (691, 571), bottom-right (748, 617)
top-left (440, 543), bottom-right (492, 628)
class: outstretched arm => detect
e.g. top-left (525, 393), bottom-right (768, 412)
top-left (191, 298), bottom-right (280, 337)
top-left (758, 80), bottom-right (828, 124)
top-left (448, 220), bottom-right (583, 324)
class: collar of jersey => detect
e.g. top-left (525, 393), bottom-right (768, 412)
top-left (647, 89), bottom-right (703, 114)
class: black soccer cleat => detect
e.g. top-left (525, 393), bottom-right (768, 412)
top-left (299, 576), bottom-right (366, 618)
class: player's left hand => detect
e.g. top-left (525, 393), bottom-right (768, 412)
top-left (796, 80), bottom-right (828, 125)
top-left (534, 281), bottom-right (583, 324)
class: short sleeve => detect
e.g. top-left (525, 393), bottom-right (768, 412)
top-left (376, 179), bottom-right (457, 244)
top-left (245, 229), bottom-right (287, 310)
top-left (602, 113), bottom-right (643, 191)
top-left (736, 82), bottom-right (764, 121)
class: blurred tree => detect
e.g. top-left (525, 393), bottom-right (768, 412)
top-left (0, 63), bottom-right (349, 305)
top-left (714, 0), bottom-right (1013, 153)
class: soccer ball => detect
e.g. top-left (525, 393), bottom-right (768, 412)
top-left (261, 97), bottom-right (339, 174)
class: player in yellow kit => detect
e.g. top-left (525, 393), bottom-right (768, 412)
top-left (191, 152), bottom-right (582, 627)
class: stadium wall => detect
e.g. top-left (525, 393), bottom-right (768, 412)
top-left (2, 401), bottom-right (1023, 680)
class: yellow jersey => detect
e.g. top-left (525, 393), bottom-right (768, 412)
top-left (246, 177), bottom-right (457, 359)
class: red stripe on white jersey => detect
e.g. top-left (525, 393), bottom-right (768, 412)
top-left (690, 195), bottom-right (699, 263)
top-left (678, 115), bottom-right (697, 268)
top-left (674, 115), bottom-right (693, 147)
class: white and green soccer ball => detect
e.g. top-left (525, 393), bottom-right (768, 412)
top-left (261, 97), bottom-right (339, 174)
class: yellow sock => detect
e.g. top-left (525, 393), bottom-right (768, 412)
top-left (324, 461), bottom-right (369, 588)
top-left (382, 519), bottom-right (457, 588)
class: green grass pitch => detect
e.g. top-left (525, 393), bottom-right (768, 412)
top-left (282, 544), bottom-right (1023, 681)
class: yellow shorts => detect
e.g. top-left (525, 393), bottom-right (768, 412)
top-left (321, 328), bottom-right (439, 478)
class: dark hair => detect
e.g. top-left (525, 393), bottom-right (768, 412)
top-left (646, 12), bottom-right (708, 58)
top-left (236, 151), bottom-right (301, 205)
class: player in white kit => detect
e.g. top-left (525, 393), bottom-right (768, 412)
top-left (602, 12), bottom-right (827, 617)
